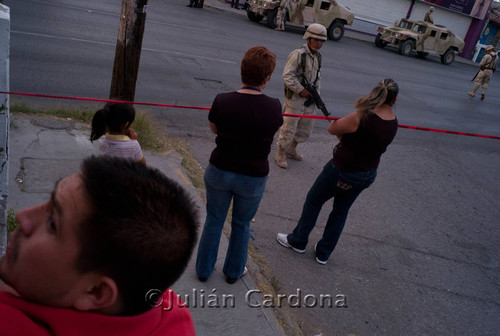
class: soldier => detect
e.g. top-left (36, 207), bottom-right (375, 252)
top-left (275, 0), bottom-right (291, 31)
top-left (275, 23), bottom-right (327, 169)
top-left (468, 45), bottom-right (498, 100)
top-left (424, 7), bottom-right (434, 24)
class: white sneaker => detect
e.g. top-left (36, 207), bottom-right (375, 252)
top-left (314, 242), bottom-right (327, 265)
top-left (276, 233), bottom-right (305, 253)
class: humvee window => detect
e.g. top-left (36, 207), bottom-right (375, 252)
top-left (430, 30), bottom-right (437, 37)
top-left (440, 33), bottom-right (448, 40)
top-left (414, 25), bottom-right (426, 33)
top-left (320, 1), bottom-right (330, 10)
top-left (399, 20), bottom-right (412, 29)
top-left (306, 0), bottom-right (314, 7)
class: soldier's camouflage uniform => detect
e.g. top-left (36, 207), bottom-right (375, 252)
top-left (275, 0), bottom-right (291, 31)
top-left (469, 51), bottom-right (498, 100)
top-left (277, 43), bottom-right (321, 150)
top-left (424, 11), bottom-right (433, 23)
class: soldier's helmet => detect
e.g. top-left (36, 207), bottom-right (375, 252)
top-left (303, 23), bottom-right (327, 41)
top-left (485, 45), bottom-right (496, 52)
top-left (429, 6), bottom-right (434, 12)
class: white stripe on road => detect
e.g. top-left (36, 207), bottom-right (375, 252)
top-left (12, 30), bottom-right (237, 65)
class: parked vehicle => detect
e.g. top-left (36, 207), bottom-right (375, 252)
top-left (245, 0), bottom-right (354, 41)
top-left (375, 18), bottom-right (465, 65)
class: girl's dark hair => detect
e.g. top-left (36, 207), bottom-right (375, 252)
top-left (90, 103), bottom-right (136, 142)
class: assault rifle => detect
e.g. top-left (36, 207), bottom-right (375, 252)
top-left (471, 69), bottom-right (479, 82)
top-left (300, 73), bottom-right (330, 118)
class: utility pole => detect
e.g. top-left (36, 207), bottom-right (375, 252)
top-left (406, 0), bottom-right (416, 19)
top-left (109, 0), bottom-right (148, 101)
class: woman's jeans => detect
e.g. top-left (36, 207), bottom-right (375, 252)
top-left (196, 164), bottom-right (268, 279)
top-left (287, 160), bottom-right (377, 261)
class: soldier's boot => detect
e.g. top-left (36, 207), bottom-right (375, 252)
top-left (275, 144), bottom-right (288, 169)
top-left (468, 84), bottom-right (479, 97)
top-left (481, 93), bottom-right (485, 100)
top-left (286, 141), bottom-right (303, 161)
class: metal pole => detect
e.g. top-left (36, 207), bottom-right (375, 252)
top-left (406, 0), bottom-right (416, 19)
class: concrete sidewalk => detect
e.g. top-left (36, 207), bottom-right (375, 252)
top-left (6, 113), bottom-right (287, 335)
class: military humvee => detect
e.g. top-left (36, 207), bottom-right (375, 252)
top-left (375, 18), bottom-right (465, 65)
top-left (245, 0), bottom-right (354, 41)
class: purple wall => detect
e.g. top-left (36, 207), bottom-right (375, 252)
top-left (461, 18), bottom-right (487, 58)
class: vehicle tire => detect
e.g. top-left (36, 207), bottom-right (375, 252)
top-left (267, 8), bottom-right (278, 29)
top-left (375, 33), bottom-right (387, 48)
top-left (328, 22), bottom-right (344, 41)
top-left (398, 39), bottom-right (414, 56)
top-left (440, 49), bottom-right (456, 65)
top-left (416, 51), bottom-right (428, 58)
top-left (247, 10), bottom-right (263, 23)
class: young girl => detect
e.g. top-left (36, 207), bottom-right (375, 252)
top-left (90, 103), bottom-right (146, 165)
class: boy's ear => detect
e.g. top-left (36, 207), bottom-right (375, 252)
top-left (73, 276), bottom-right (120, 313)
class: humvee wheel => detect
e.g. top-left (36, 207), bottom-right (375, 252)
top-left (267, 8), bottom-right (278, 29)
top-left (247, 10), bottom-right (263, 23)
top-left (375, 33), bottom-right (387, 48)
top-left (440, 49), bottom-right (456, 65)
top-left (328, 22), bottom-right (344, 41)
top-left (399, 40), bottom-right (414, 56)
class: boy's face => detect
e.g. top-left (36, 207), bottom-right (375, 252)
top-left (308, 37), bottom-right (324, 52)
top-left (0, 173), bottom-right (93, 307)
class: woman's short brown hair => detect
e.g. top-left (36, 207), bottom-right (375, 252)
top-left (241, 46), bottom-right (276, 87)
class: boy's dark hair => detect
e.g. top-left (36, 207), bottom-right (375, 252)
top-left (77, 156), bottom-right (198, 315)
top-left (90, 103), bottom-right (136, 142)
top-left (241, 46), bottom-right (276, 87)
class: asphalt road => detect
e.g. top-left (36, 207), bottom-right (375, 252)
top-left (5, 0), bottom-right (500, 335)
top-left (6, 0), bottom-right (500, 136)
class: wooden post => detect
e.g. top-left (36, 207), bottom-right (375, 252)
top-left (109, 0), bottom-right (148, 101)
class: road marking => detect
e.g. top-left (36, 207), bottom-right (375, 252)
top-left (24, 0), bottom-right (212, 32)
top-left (11, 30), bottom-right (237, 65)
